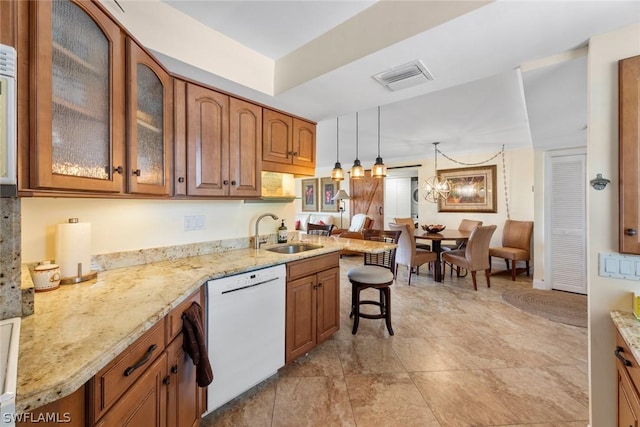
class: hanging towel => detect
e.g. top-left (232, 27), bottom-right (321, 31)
top-left (182, 302), bottom-right (214, 387)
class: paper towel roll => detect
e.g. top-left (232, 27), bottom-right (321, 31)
top-left (55, 219), bottom-right (92, 279)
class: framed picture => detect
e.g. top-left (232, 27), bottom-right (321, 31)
top-left (320, 177), bottom-right (339, 212)
top-left (438, 165), bottom-right (497, 213)
top-left (301, 178), bottom-right (318, 212)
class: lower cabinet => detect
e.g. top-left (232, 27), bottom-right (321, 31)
top-left (18, 288), bottom-right (204, 427)
top-left (285, 252), bottom-right (340, 364)
top-left (616, 330), bottom-right (640, 427)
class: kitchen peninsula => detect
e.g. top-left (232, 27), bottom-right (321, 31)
top-left (17, 235), bottom-right (394, 417)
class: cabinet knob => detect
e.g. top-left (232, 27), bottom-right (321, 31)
top-left (223, 180), bottom-right (229, 185)
top-left (625, 228), bottom-right (637, 236)
top-left (313, 285), bottom-right (318, 290)
top-left (231, 180), bottom-right (236, 186)
top-left (171, 364), bottom-right (178, 374)
top-left (292, 151), bottom-right (298, 156)
top-left (318, 283), bottom-right (323, 288)
top-left (113, 166), bottom-right (123, 175)
top-left (178, 177), bottom-right (185, 183)
top-left (132, 169), bottom-right (141, 177)
top-left (162, 375), bottom-right (171, 385)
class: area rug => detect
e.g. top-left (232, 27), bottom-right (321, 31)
top-left (501, 288), bottom-right (587, 328)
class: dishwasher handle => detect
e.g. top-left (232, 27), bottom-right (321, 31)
top-left (220, 277), bottom-right (280, 295)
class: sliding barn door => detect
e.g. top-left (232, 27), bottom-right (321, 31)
top-left (545, 149), bottom-right (587, 294)
top-left (350, 172), bottom-right (384, 230)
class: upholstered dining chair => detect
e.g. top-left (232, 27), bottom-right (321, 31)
top-left (393, 217), bottom-right (429, 250)
top-left (441, 219), bottom-right (483, 251)
top-left (306, 223), bottom-right (334, 236)
top-left (489, 220), bottom-right (534, 280)
top-left (388, 223), bottom-right (436, 286)
top-left (441, 225), bottom-right (497, 291)
top-left (347, 229), bottom-right (401, 335)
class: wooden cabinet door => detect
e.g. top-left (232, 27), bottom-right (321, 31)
top-left (316, 267), bottom-right (340, 344)
top-left (262, 109), bottom-right (293, 165)
top-left (166, 334), bottom-right (200, 427)
top-left (229, 98), bottom-right (261, 197)
top-left (292, 118), bottom-right (315, 168)
top-left (31, 0), bottom-right (125, 192)
top-left (95, 353), bottom-right (168, 427)
top-left (619, 55), bottom-right (640, 254)
top-left (350, 172), bottom-right (385, 229)
top-left (126, 39), bottom-right (173, 196)
top-left (286, 275), bottom-right (317, 364)
top-left (186, 83), bottom-right (229, 196)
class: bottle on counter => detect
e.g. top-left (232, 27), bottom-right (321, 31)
top-left (277, 220), bottom-right (288, 243)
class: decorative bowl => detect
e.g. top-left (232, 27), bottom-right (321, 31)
top-left (422, 224), bottom-right (446, 233)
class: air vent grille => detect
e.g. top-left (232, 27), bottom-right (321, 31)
top-left (0, 45), bottom-right (16, 78)
top-left (373, 60), bottom-right (434, 91)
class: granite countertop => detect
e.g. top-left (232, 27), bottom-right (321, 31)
top-left (17, 235), bottom-right (394, 414)
top-left (611, 310), bottom-right (640, 362)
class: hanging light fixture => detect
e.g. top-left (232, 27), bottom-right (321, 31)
top-left (371, 106), bottom-right (387, 178)
top-left (423, 142), bottom-right (450, 202)
top-left (331, 117), bottom-right (344, 181)
top-left (350, 112), bottom-right (365, 179)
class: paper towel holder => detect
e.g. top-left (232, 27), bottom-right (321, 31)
top-left (58, 217), bottom-right (98, 284)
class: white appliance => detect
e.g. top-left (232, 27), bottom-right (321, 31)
top-left (0, 317), bottom-right (20, 427)
top-left (0, 44), bottom-right (17, 197)
top-left (205, 264), bottom-right (286, 414)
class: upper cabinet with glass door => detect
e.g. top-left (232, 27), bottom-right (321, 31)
top-left (31, 0), bottom-right (125, 193)
top-left (126, 40), bottom-right (172, 196)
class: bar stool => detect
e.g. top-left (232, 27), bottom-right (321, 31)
top-left (347, 229), bottom-right (401, 335)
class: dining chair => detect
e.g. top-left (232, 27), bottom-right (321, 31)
top-left (306, 223), bottom-right (334, 236)
top-left (489, 220), bottom-right (534, 280)
top-left (393, 217), bottom-right (430, 250)
top-left (388, 223), bottom-right (436, 286)
top-left (441, 219), bottom-right (483, 251)
top-left (347, 229), bottom-right (401, 335)
top-left (441, 225), bottom-right (497, 291)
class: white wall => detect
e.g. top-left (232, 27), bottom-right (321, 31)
top-left (21, 198), bottom-right (295, 263)
top-left (588, 23), bottom-right (640, 426)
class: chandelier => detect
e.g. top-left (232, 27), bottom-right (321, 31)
top-left (423, 142), bottom-right (450, 203)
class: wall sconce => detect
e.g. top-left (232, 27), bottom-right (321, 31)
top-left (590, 173), bottom-right (610, 190)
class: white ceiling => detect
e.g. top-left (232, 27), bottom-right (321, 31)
top-left (148, 0), bottom-right (640, 169)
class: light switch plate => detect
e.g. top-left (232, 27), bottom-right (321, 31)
top-left (184, 215), bottom-right (205, 231)
top-left (599, 252), bottom-right (640, 281)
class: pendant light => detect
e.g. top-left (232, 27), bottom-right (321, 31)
top-left (331, 117), bottom-right (344, 181)
top-left (350, 112), bottom-right (365, 179)
top-left (371, 106), bottom-right (387, 178)
top-left (423, 142), bottom-right (450, 202)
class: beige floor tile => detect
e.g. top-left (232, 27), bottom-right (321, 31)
top-left (335, 338), bottom-right (406, 375)
top-left (345, 373), bottom-right (441, 427)
top-left (278, 340), bottom-right (344, 378)
top-left (271, 376), bottom-right (356, 427)
top-left (391, 337), bottom-right (464, 372)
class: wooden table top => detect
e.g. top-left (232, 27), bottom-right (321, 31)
top-left (413, 229), bottom-right (471, 241)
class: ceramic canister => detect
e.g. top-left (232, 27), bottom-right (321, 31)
top-left (32, 261), bottom-right (61, 292)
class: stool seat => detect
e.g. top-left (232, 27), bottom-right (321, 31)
top-left (347, 265), bottom-right (394, 285)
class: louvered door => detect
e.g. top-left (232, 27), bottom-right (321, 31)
top-left (545, 149), bottom-right (587, 294)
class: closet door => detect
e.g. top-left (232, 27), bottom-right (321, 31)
top-left (545, 149), bottom-right (587, 294)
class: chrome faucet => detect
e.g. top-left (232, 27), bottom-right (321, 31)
top-left (254, 213), bottom-right (279, 249)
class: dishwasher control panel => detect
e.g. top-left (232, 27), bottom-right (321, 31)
top-left (208, 264), bottom-right (286, 295)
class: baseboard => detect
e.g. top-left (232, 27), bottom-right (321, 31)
top-left (533, 278), bottom-right (550, 290)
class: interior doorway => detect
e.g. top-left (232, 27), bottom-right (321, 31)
top-left (383, 168), bottom-right (419, 228)
top-left (544, 148), bottom-right (587, 295)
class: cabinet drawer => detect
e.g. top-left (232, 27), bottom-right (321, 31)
top-left (616, 330), bottom-right (640, 395)
top-left (287, 252), bottom-right (339, 281)
top-left (91, 320), bottom-right (166, 421)
top-left (166, 288), bottom-right (203, 343)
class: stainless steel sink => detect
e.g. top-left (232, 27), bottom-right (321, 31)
top-left (265, 244), bottom-right (323, 254)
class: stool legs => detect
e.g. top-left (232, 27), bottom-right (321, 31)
top-left (350, 282), bottom-right (394, 336)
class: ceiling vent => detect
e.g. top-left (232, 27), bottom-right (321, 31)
top-left (372, 60), bottom-right (434, 91)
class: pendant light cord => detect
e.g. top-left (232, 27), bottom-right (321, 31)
top-left (356, 112), bottom-right (359, 159)
top-left (377, 106), bottom-right (381, 157)
top-left (336, 117), bottom-right (339, 162)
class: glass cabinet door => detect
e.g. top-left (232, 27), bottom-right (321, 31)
top-left (33, 0), bottom-right (124, 192)
top-left (126, 40), bottom-right (172, 196)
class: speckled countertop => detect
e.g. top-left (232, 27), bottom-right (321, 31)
top-left (611, 310), bottom-right (640, 362)
top-left (17, 235), bottom-right (394, 414)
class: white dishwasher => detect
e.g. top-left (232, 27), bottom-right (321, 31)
top-left (205, 264), bottom-right (286, 414)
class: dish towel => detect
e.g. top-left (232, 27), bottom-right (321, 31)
top-left (182, 302), bottom-right (214, 387)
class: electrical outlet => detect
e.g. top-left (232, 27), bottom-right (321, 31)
top-left (184, 215), bottom-right (205, 231)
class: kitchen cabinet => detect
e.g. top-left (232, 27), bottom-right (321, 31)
top-left (175, 81), bottom-right (261, 198)
top-left (619, 55), bottom-right (640, 254)
top-left (262, 109), bottom-right (316, 176)
top-left (126, 39), bottom-right (173, 196)
top-left (616, 330), bottom-right (640, 426)
top-left (285, 252), bottom-right (340, 363)
top-left (30, 0), bottom-right (125, 193)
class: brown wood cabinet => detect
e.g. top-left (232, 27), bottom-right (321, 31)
top-left (285, 252), bottom-right (340, 363)
top-left (619, 55), bottom-right (640, 254)
top-left (19, 288), bottom-right (204, 427)
top-left (262, 109), bottom-right (316, 176)
top-left (616, 330), bottom-right (640, 426)
top-left (174, 81), bottom-right (261, 198)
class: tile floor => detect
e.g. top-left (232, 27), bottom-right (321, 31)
top-left (202, 256), bottom-right (588, 427)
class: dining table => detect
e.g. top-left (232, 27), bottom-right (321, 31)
top-left (413, 229), bottom-right (471, 282)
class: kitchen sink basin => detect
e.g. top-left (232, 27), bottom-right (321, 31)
top-left (265, 244), bottom-right (323, 254)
